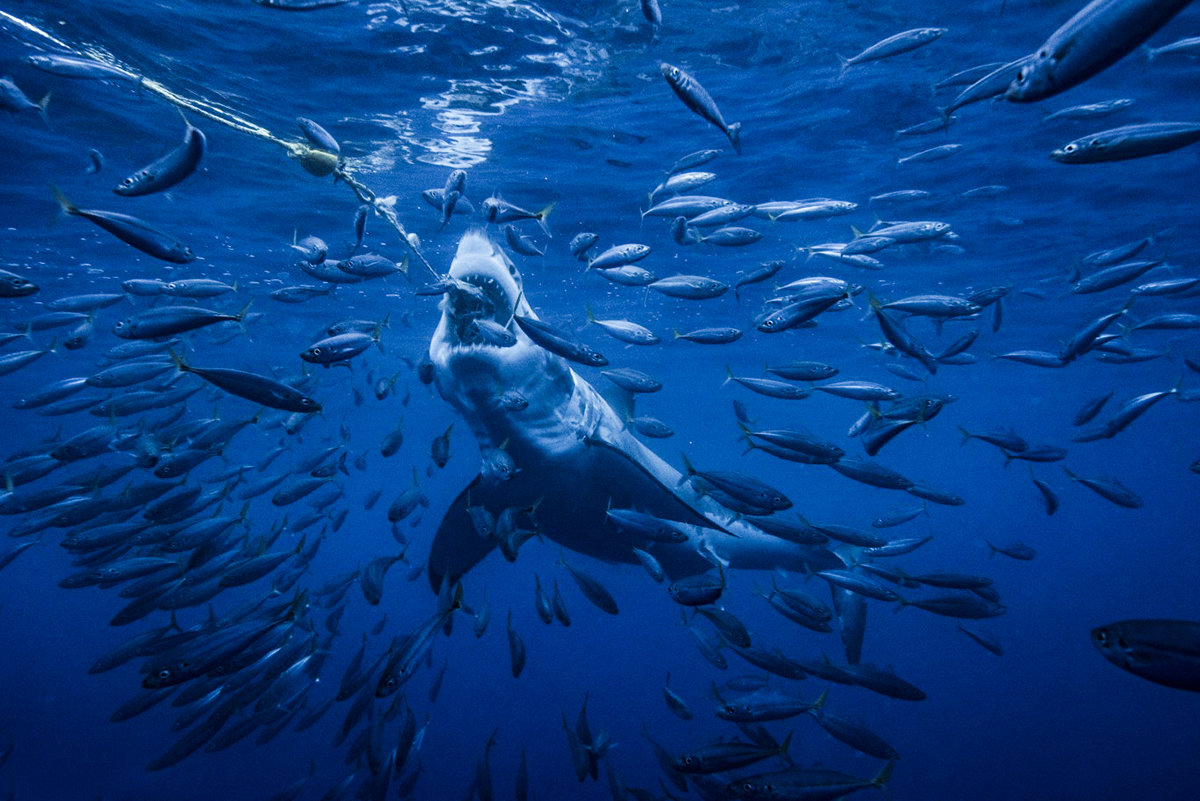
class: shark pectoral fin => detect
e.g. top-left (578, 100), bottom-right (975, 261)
top-left (428, 475), bottom-right (500, 593)
top-left (582, 436), bottom-right (727, 533)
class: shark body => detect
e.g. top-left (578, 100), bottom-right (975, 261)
top-left (425, 230), bottom-right (845, 593)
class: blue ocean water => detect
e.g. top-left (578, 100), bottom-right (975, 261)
top-left (1, 0), bottom-right (1199, 799)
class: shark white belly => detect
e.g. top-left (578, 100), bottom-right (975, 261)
top-left (425, 230), bottom-right (844, 591)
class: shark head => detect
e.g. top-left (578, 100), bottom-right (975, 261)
top-left (429, 230), bottom-right (576, 456)
top-left (431, 230), bottom-right (527, 354)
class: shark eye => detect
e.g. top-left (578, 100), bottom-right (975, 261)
top-left (1064, 144), bottom-right (1078, 153)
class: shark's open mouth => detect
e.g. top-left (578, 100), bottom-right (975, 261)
top-left (444, 271), bottom-right (516, 348)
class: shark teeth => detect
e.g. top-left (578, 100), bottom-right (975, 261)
top-left (445, 272), bottom-right (515, 348)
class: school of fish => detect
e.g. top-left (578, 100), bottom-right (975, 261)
top-left (1, 1), bottom-right (1199, 800)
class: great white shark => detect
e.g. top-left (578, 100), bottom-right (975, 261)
top-left (425, 231), bottom-right (857, 617)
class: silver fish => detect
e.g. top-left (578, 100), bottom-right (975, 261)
top-left (660, 63), bottom-right (741, 154)
top-left (114, 115), bottom-right (205, 196)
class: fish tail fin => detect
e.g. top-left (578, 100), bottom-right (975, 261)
top-left (678, 451), bottom-right (697, 484)
top-left (727, 122), bottom-right (742, 155)
top-left (37, 90), bottom-right (51, 130)
top-left (836, 54), bottom-right (850, 79)
top-left (50, 184), bottom-right (76, 216)
top-left (721, 364), bottom-right (735, 387)
top-left (231, 300), bottom-right (254, 340)
top-left (535, 202), bottom-right (556, 237)
top-left (777, 729), bottom-right (794, 764)
top-left (1062, 466), bottom-right (1078, 482)
top-left (873, 759), bottom-right (898, 798)
top-left (168, 348), bottom-right (189, 374)
top-left (957, 425), bottom-right (972, 445)
top-left (234, 299), bottom-right (254, 322)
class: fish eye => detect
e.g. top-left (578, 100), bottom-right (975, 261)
top-left (157, 668), bottom-right (172, 679)
top-left (1094, 630), bottom-right (1108, 646)
top-left (1064, 144), bottom-right (1077, 152)
top-left (311, 348), bottom-right (322, 355)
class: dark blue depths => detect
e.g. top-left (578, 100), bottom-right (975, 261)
top-left (1, 1), bottom-right (1199, 800)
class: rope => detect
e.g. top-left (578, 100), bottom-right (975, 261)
top-left (3, 9), bottom-right (441, 279)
